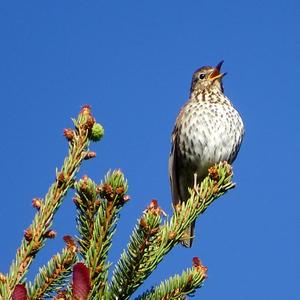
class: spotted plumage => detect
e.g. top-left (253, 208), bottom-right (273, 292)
top-left (169, 61), bottom-right (244, 247)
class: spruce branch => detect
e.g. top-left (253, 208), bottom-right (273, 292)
top-left (27, 237), bottom-right (77, 299)
top-left (74, 170), bottom-right (129, 298)
top-left (0, 104), bottom-right (241, 300)
top-left (109, 162), bottom-right (234, 300)
top-left (108, 200), bottom-right (162, 300)
top-left (135, 257), bottom-right (207, 300)
top-left (4, 105), bottom-right (104, 298)
top-left (85, 170), bottom-right (129, 298)
top-left (74, 175), bottom-right (99, 258)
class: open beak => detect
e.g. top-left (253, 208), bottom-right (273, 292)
top-left (209, 60), bottom-right (227, 80)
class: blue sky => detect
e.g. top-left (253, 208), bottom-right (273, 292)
top-left (0, 1), bottom-right (299, 299)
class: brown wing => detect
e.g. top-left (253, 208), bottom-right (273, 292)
top-left (169, 131), bottom-right (195, 247)
top-left (169, 126), bottom-right (182, 207)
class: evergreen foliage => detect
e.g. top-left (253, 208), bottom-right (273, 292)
top-left (0, 106), bottom-right (236, 299)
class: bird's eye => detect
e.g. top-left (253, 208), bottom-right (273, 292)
top-left (199, 73), bottom-right (205, 79)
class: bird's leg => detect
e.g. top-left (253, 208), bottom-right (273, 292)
top-left (193, 173), bottom-right (200, 195)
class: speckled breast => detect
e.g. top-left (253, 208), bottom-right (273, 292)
top-left (176, 99), bottom-right (244, 180)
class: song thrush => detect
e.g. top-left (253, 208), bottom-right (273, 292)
top-left (169, 61), bottom-right (244, 247)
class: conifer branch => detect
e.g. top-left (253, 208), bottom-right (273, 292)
top-left (108, 200), bottom-right (162, 300)
top-left (74, 176), bottom-right (99, 258)
top-left (85, 170), bottom-right (129, 298)
top-left (74, 170), bottom-right (129, 298)
top-left (0, 105), bottom-right (240, 300)
top-left (135, 257), bottom-right (207, 300)
top-left (27, 239), bottom-right (77, 299)
top-left (108, 162), bottom-right (234, 300)
top-left (3, 106), bottom-right (104, 298)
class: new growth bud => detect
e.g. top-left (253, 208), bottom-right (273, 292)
top-left (192, 257), bottom-right (208, 277)
top-left (24, 228), bottom-right (33, 241)
top-left (83, 151), bottom-right (97, 160)
top-left (44, 230), bottom-right (57, 239)
top-left (32, 198), bottom-right (42, 210)
top-left (80, 104), bottom-right (92, 115)
top-left (90, 123), bottom-right (104, 142)
top-left (63, 128), bottom-right (75, 141)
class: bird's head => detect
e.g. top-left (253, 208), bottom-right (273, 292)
top-left (190, 60), bottom-right (227, 95)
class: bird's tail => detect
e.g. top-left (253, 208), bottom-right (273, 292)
top-left (180, 220), bottom-right (195, 248)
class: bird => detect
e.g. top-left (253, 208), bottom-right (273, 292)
top-left (169, 61), bottom-right (244, 247)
